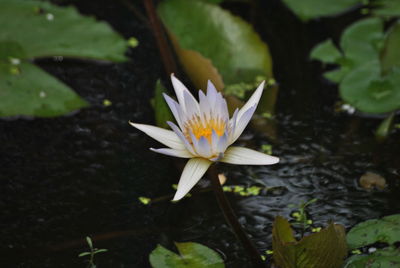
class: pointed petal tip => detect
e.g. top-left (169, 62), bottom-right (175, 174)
top-left (128, 121), bottom-right (139, 128)
top-left (172, 192), bottom-right (183, 201)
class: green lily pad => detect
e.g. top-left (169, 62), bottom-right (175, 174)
top-left (340, 61), bottom-right (400, 114)
top-left (310, 39), bottom-right (342, 64)
top-left (0, 0), bottom-right (130, 117)
top-left (0, 0), bottom-right (128, 61)
top-left (0, 62), bottom-right (88, 117)
top-left (149, 242), bottom-right (225, 268)
top-left (381, 20), bottom-right (400, 74)
top-left (280, 0), bottom-right (360, 21)
top-left (372, 0), bottom-right (400, 17)
top-left (157, 0), bottom-right (273, 86)
top-left (272, 216), bottom-right (347, 268)
top-left (344, 247), bottom-right (400, 268)
top-left (340, 17), bottom-right (384, 67)
top-left (347, 214), bottom-right (400, 249)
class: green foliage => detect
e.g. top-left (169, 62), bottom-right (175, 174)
top-left (375, 112), bottom-right (395, 140)
top-left (381, 20), bottom-right (400, 74)
top-left (311, 18), bottom-right (400, 114)
top-left (0, 0), bottom-right (128, 61)
top-left (372, 0), bottom-right (400, 17)
top-left (152, 80), bottom-right (174, 129)
top-left (310, 39), bottom-right (342, 63)
top-left (340, 62), bottom-right (400, 113)
top-left (281, 0), bottom-right (360, 21)
top-left (288, 198), bottom-right (317, 232)
top-left (78, 236), bottom-right (108, 268)
top-left (149, 242), bottom-right (225, 268)
top-left (0, 0), bottom-right (130, 117)
top-left (346, 214), bottom-right (400, 249)
top-left (222, 185), bottom-right (263, 196)
top-left (157, 0), bottom-right (273, 87)
top-left (272, 216), bottom-right (347, 268)
top-left (344, 214), bottom-right (400, 267)
top-left (224, 75), bottom-right (267, 99)
top-left (344, 247), bottom-right (400, 268)
top-left (0, 62), bottom-right (88, 117)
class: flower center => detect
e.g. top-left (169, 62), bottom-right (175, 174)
top-left (185, 116), bottom-right (226, 143)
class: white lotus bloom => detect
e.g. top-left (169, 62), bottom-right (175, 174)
top-left (130, 74), bottom-right (279, 201)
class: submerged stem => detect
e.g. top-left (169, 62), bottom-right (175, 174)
top-left (208, 165), bottom-right (265, 267)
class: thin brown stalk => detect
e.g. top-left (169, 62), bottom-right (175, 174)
top-left (208, 165), bottom-right (266, 267)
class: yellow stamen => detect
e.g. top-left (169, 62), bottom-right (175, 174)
top-left (185, 116), bottom-right (225, 143)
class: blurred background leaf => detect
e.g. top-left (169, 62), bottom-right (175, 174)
top-left (310, 17), bottom-right (400, 114)
top-left (157, 0), bottom-right (273, 91)
top-left (0, 0), bottom-right (130, 117)
top-left (344, 247), bottom-right (400, 268)
top-left (0, 62), bottom-right (87, 117)
top-left (381, 20), bottom-right (400, 74)
top-left (346, 214), bottom-right (400, 249)
top-left (149, 242), bottom-right (225, 268)
top-left (281, 0), bottom-right (361, 21)
top-left (272, 216), bottom-right (347, 268)
top-left (372, 0), bottom-right (400, 17)
top-left (0, 0), bottom-right (128, 61)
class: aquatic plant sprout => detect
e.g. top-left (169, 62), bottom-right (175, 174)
top-left (130, 75), bottom-right (279, 200)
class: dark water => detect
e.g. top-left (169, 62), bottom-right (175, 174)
top-left (1, 1), bottom-right (400, 267)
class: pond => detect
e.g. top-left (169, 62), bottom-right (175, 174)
top-left (1, 0), bottom-right (399, 267)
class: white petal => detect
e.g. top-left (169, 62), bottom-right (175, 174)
top-left (207, 80), bottom-right (218, 108)
top-left (231, 105), bottom-right (256, 143)
top-left (173, 158), bottom-right (212, 201)
top-left (217, 132), bottom-right (228, 153)
top-left (167, 121), bottom-right (196, 155)
top-left (199, 90), bottom-right (211, 120)
top-left (211, 130), bottom-right (218, 153)
top-left (170, 74), bottom-right (187, 108)
top-left (163, 93), bottom-right (184, 129)
top-left (171, 74), bottom-right (198, 114)
top-left (129, 122), bottom-right (185, 150)
top-left (183, 90), bottom-right (200, 119)
top-left (195, 136), bottom-right (212, 158)
top-left (150, 148), bottom-right (193, 158)
top-left (220, 146), bottom-right (279, 165)
top-left (237, 81), bottom-right (265, 121)
top-left (229, 108), bottom-right (239, 139)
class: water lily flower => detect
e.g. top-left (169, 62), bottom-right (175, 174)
top-left (130, 75), bottom-right (279, 201)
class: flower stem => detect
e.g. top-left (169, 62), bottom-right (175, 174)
top-left (143, 0), bottom-right (177, 75)
top-left (208, 165), bottom-right (265, 267)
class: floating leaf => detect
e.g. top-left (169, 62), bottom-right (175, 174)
top-left (344, 247), bottom-right (400, 268)
top-left (152, 80), bottom-right (174, 129)
top-left (158, 0), bottom-right (273, 88)
top-left (381, 20), bottom-right (400, 74)
top-left (0, 0), bottom-right (128, 61)
top-left (0, 62), bottom-right (88, 117)
top-left (149, 242), bottom-right (225, 268)
top-left (310, 39), bottom-right (342, 63)
top-left (346, 214), bottom-right (400, 249)
top-left (340, 17), bottom-right (384, 67)
top-left (0, 0), bottom-right (129, 117)
top-left (169, 34), bottom-right (224, 91)
top-left (272, 216), bottom-right (347, 268)
top-left (281, 0), bottom-right (360, 21)
top-left (340, 62), bottom-right (400, 113)
top-left (372, 0), bottom-right (400, 17)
